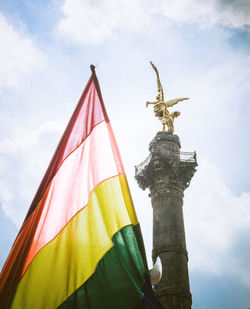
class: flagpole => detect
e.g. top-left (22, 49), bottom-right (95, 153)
top-left (90, 64), bottom-right (109, 121)
top-left (90, 64), bottom-right (96, 74)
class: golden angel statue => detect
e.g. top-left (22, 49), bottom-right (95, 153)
top-left (146, 61), bottom-right (189, 133)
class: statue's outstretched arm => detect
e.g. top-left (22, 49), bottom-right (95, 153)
top-left (146, 100), bottom-right (158, 107)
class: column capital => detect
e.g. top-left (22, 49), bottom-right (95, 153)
top-left (135, 132), bottom-right (197, 192)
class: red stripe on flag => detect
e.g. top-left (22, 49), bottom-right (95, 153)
top-left (24, 74), bottom-right (109, 223)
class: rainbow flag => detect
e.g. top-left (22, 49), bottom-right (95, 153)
top-left (0, 66), bottom-right (163, 309)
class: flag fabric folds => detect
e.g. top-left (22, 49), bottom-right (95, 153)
top-left (0, 65), bottom-right (163, 309)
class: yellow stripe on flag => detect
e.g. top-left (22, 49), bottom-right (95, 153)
top-left (10, 175), bottom-right (138, 309)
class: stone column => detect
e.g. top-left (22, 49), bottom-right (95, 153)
top-left (135, 131), bottom-right (197, 309)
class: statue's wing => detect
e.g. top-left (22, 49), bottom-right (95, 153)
top-left (150, 61), bottom-right (164, 100)
top-left (165, 97), bottom-right (189, 107)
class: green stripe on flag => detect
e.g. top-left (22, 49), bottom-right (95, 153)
top-left (58, 224), bottom-right (149, 309)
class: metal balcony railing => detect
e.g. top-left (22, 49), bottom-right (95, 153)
top-left (180, 151), bottom-right (197, 163)
top-left (135, 154), bottom-right (152, 176)
top-left (135, 151), bottom-right (196, 176)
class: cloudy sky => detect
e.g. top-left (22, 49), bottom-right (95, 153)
top-left (0, 0), bottom-right (250, 308)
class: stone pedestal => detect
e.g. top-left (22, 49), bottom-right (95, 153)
top-left (135, 131), bottom-right (197, 309)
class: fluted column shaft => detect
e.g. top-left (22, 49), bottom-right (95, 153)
top-left (151, 181), bottom-right (191, 309)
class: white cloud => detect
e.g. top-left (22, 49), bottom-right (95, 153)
top-left (156, 0), bottom-right (250, 31)
top-left (57, 0), bottom-right (250, 45)
top-left (0, 12), bottom-right (43, 88)
top-left (0, 121), bottom-right (63, 226)
top-left (57, 0), bottom-right (148, 44)
top-left (184, 158), bottom-right (250, 287)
